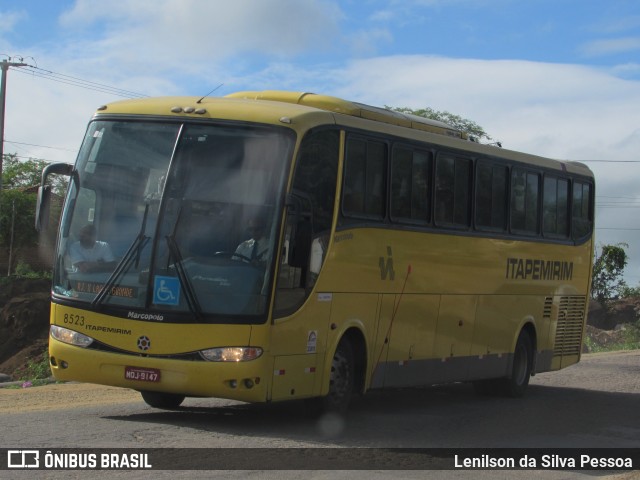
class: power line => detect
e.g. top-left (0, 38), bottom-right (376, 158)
top-left (4, 153), bottom-right (71, 164)
top-left (597, 227), bottom-right (640, 231)
top-left (580, 160), bottom-right (640, 163)
top-left (15, 65), bottom-right (148, 99)
top-left (5, 140), bottom-right (77, 152)
top-left (599, 195), bottom-right (640, 199)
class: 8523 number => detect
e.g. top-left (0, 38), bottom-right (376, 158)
top-left (63, 313), bottom-right (85, 326)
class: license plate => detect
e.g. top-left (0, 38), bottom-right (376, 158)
top-left (124, 366), bottom-right (161, 382)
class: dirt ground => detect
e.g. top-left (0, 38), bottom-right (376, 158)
top-left (0, 278), bottom-right (638, 381)
top-left (0, 278), bottom-right (51, 380)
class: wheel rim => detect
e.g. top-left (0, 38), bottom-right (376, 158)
top-left (328, 347), bottom-right (351, 404)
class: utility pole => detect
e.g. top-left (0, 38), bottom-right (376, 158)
top-left (7, 199), bottom-right (15, 276)
top-left (0, 58), bottom-right (28, 198)
top-left (0, 58), bottom-right (28, 277)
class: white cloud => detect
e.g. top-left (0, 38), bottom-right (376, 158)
top-left (347, 28), bottom-right (394, 56)
top-left (0, 10), bottom-right (26, 34)
top-left (582, 37), bottom-right (640, 57)
top-left (592, 15), bottom-right (640, 35)
top-left (58, 0), bottom-right (344, 75)
top-left (320, 55), bottom-right (640, 281)
top-left (327, 56), bottom-right (640, 158)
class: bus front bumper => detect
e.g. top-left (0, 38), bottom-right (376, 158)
top-left (49, 338), bottom-right (270, 403)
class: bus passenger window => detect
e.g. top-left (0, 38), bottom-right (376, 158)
top-left (391, 147), bottom-right (431, 224)
top-left (475, 162), bottom-right (507, 232)
top-left (343, 137), bottom-right (387, 220)
top-left (510, 169), bottom-right (540, 235)
top-left (572, 181), bottom-right (592, 240)
top-left (543, 176), bottom-right (569, 238)
top-left (435, 154), bottom-right (471, 227)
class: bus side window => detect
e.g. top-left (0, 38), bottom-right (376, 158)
top-left (510, 168), bottom-right (540, 235)
top-left (435, 153), bottom-right (472, 228)
top-left (274, 129), bottom-right (339, 318)
top-left (572, 181), bottom-right (593, 240)
top-left (391, 146), bottom-right (432, 224)
top-left (543, 175), bottom-right (569, 239)
top-left (475, 161), bottom-right (508, 232)
top-left (342, 137), bottom-right (387, 220)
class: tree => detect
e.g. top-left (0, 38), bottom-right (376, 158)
top-left (591, 243), bottom-right (628, 306)
top-left (386, 106), bottom-right (492, 142)
top-left (0, 154), bottom-right (67, 273)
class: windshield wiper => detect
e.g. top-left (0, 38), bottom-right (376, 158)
top-left (165, 234), bottom-right (203, 322)
top-left (92, 204), bottom-right (150, 307)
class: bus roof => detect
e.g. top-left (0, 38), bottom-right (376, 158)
top-left (225, 90), bottom-right (467, 140)
top-left (95, 91), bottom-right (593, 179)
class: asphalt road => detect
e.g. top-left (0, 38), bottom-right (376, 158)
top-left (1, 351), bottom-right (638, 480)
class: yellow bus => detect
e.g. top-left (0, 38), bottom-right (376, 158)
top-left (37, 90), bottom-right (594, 412)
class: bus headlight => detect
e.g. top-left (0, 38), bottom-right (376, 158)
top-left (199, 347), bottom-right (263, 362)
top-left (50, 325), bottom-right (94, 348)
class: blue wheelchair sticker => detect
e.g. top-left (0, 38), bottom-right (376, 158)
top-left (153, 276), bottom-right (180, 306)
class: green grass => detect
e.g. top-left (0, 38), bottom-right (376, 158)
top-left (585, 322), bottom-right (640, 353)
top-left (15, 351), bottom-right (52, 385)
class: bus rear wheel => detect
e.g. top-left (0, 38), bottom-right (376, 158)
top-left (140, 391), bottom-right (185, 409)
top-left (473, 329), bottom-right (533, 398)
top-left (505, 329), bottom-right (533, 397)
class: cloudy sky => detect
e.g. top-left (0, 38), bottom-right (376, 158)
top-left (2, 0), bottom-right (640, 282)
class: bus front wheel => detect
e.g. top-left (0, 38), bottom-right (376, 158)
top-left (320, 339), bottom-right (355, 414)
top-left (140, 391), bottom-right (185, 409)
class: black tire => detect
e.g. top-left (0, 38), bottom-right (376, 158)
top-left (318, 339), bottom-right (355, 414)
top-left (473, 329), bottom-right (533, 398)
top-left (504, 329), bottom-right (533, 397)
top-left (140, 391), bottom-right (185, 409)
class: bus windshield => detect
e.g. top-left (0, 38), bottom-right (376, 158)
top-left (54, 120), bottom-right (294, 322)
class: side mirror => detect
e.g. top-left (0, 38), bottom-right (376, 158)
top-left (35, 185), bottom-right (52, 231)
top-left (34, 162), bottom-right (73, 232)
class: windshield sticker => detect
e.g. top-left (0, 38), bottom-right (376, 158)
top-left (153, 276), bottom-right (180, 306)
top-left (72, 280), bottom-right (137, 299)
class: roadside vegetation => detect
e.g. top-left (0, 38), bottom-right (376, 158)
top-left (14, 351), bottom-right (51, 386)
top-left (585, 243), bottom-right (640, 353)
top-left (584, 322), bottom-right (640, 353)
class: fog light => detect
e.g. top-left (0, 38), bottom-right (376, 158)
top-left (199, 347), bottom-right (263, 362)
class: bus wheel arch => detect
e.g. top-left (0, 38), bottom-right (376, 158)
top-left (473, 323), bottom-right (536, 398)
top-left (318, 327), bottom-right (367, 414)
top-left (342, 327), bottom-right (367, 395)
